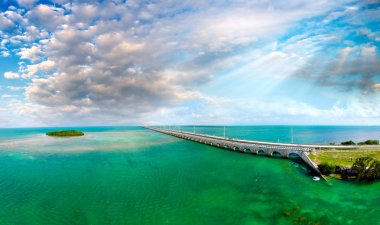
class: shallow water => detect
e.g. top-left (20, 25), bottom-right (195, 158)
top-left (0, 126), bottom-right (379, 225)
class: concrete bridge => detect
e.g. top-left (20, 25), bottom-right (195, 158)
top-left (147, 127), bottom-right (326, 175)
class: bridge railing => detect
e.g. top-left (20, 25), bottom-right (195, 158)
top-left (148, 127), bottom-right (379, 150)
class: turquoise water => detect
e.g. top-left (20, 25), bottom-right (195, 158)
top-left (0, 126), bottom-right (380, 225)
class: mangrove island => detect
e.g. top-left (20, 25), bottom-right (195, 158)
top-left (46, 130), bottom-right (85, 137)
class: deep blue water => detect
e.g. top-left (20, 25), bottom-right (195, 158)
top-left (154, 126), bottom-right (380, 144)
top-left (1, 126), bottom-right (380, 144)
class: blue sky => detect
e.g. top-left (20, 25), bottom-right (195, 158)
top-left (0, 0), bottom-right (380, 127)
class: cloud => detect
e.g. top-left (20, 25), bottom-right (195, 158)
top-left (18, 45), bottom-right (42, 62)
top-left (1, 94), bottom-right (16, 98)
top-left (11, 26), bottom-right (49, 44)
top-left (1, 0), bottom-right (379, 126)
top-left (7, 86), bottom-right (25, 91)
top-left (295, 44), bottom-right (380, 94)
top-left (1, 50), bottom-right (10, 57)
top-left (4, 71), bottom-right (20, 79)
top-left (373, 83), bottom-right (380, 92)
top-left (23, 60), bottom-right (56, 77)
top-left (71, 3), bottom-right (99, 22)
top-left (145, 95), bottom-right (380, 125)
top-left (323, 6), bottom-right (358, 24)
top-left (0, 12), bottom-right (15, 30)
top-left (26, 4), bottom-right (67, 31)
top-left (276, 2), bottom-right (380, 96)
top-left (17, 0), bottom-right (38, 8)
top-left (25, 67), bottom-right (204, 116)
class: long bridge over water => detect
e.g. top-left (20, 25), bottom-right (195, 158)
top-left (147, 127), bottom-right (370, 175)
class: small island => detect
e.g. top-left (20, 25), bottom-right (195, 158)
top-left (46, 130), bottom-right (85, 137)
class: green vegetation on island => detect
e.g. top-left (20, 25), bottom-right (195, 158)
top-left (351, 157), bottom-right (380, 181)
top-left (338, 139), bottom-right (379, 146)
top-left (316, 157), bottom-right (380, 182)
top-left (317, 163), bottom-right (336, 175)
top-left (46, 130), bottom-right (84, 137)
top-left (341, 140), bottom-right (356, 145)
top-left (358, 139), bottom-right (379, 145)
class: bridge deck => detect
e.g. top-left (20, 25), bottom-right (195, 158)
top-left (147, 127), bottom-right (326, 175)
top-left (148, 128), bottom-right (379, 149)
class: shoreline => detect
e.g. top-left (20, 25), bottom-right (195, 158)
top-left (310, 149), bottom-right (380, 182)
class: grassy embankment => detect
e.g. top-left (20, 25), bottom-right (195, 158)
top-left (46, 130), bottom-right (84, 137)
top-left (309, 148), bottom-right (380, 167)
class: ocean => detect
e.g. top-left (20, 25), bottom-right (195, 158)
top-left (0, 126), bottom-right (379, 225)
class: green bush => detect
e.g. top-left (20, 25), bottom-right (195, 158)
top-left (358, 140), bottom-right (379, 145)
top-left (341, 140), bottom-right (356, 145)
top-left (352, 157), bottom-right (380, 181)
top-left (318, 163), bottom-right (336, 175)
top-left (46, 130), bottom-right (84, 137)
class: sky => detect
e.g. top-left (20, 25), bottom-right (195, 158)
top-left (0, 0), bottom-right (380, 127)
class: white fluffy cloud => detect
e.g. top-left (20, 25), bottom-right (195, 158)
top-left (0, 12), bottom-right (15, 30)
top-left (24, 60), bottom-right (55, 77)
top-left (18, 45), bottom-right (42, 62)
top-left (26, 4), bottom-right (67, 31)
top-left (4, 71), bottom-right (20, 79)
